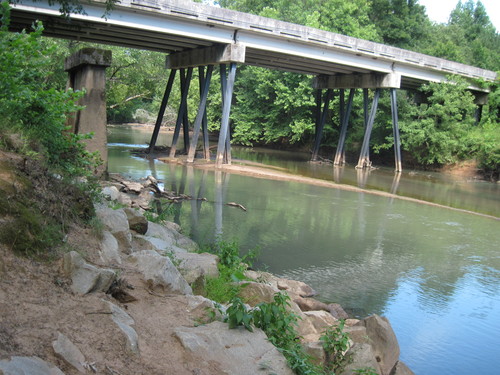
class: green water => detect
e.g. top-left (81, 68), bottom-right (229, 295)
top-left (108, 125), bottom-right (500, 375)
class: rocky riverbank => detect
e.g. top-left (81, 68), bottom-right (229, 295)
top-left (0, 169), bottom-right (414, 375)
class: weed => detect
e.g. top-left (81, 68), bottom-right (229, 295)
top-left (353, 367), bottom-right (378, 375)
top-left (320, 320), bottom-right (351, 373)
top-left (164, 250), bottom-right (181, 268)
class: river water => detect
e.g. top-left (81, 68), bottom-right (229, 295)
top-left (108, 125), bottom-right (500, 375)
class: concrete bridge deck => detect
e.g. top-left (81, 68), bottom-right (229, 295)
top-left (9, 0), bottom-right (497, 91)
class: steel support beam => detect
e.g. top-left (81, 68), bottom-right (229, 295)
top-left (170, 67), bottom-right (193, 158)
top-left (390, 88), bottom-right (402, 172)
top-left (216, 63), bottom-right (237, 166)
top-left (187, 65), bottom-right (214, 163)
top-left (311, 89), bottom-right (333, 161)
top-left (148, 69), bottom-right (177, 153)
top-left (334, 88), bottom-right (355, 165)
top-left (198, 66), bottom-right (211, 160)
top-left (356, 88), bottom-right (381, 169)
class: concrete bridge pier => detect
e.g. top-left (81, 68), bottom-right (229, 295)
top-left (65, 48), bottom-right (112, 175)
top-left (314, 72), bottom-right (403, 172)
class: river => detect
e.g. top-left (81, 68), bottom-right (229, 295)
top-left (108, 124), bottom-right (500, 375)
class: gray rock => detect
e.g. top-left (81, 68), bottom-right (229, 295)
top-left (304, 310), bottom-right (338, 332)
top-left (0, 356), bottom-right (65, 375)
top-left (121, 180), bottom-right (143, 193)
top-left (63, 251), bottom-right (116, 295)
top-left (356, 315), bottom-right (400, 375)
top-left (146, 222), bottom-right (178, 245)
top-left (128, 250), bottom-right (192, 295)
top-left (133, 234), bottom-right (175, 252)
top-left (123, 207), bottom-right (148, 234)
top-left (391, 361), bottom-right (415, 375)
top-left (96, 207), bottom-right (132, 252)
top-left (303, 340), bottom-right (326, 366)
top-left (238, 281), bottom-right (279, 307)
top-left (293, 297), bottom-right (329, 312)
top-left (340, 343), bottom-right (381, 375)
top-left (106, 301), bottom-right (139, 354)
top-left (344, 325), bottom-right (370, 345)
top-left (102, 186), bottom-right (119, 201)
top-left (52, 332), bottom-right (87, 373)
top-left (99, 231), bottom-right (122, 265)
top-left (277, 278), bottom-right (317, 298)
top-left (117, 192), bottom-right (132, 206)
top-left (174, 321), bottom-right (294, 375)
top-left (169, 251), bottom-right (219, 285)
top-left (328, 303), bottom-right (349, 319)
top-left (146, 221), bottom-right (198, 251)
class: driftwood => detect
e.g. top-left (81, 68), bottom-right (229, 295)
top-left (226, 202), bottom-right (247, 211)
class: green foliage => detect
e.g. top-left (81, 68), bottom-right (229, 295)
top-left (226, 297), bottom-right (254, 331)
top-left (201, 240), bottom-right (253, 303)
top-left (320, 320), bottom-right (351, 373)
top-left (353, 367), bottom-right (378, 375)
top-left (467, 120), bottom-right (500, 180)
top-left (397, 78), bottom-right (477, 166)
top-left (0, 190), bottom-right (63, 256)
top-left (225, 292), bottom-right (323, 375)
top-left (0, 3), bottom-right (100, 178)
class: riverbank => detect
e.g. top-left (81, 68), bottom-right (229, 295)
top-left (0, 149), bottom-right (413, 374)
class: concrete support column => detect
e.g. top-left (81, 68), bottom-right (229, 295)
top-left (65, 48), bottom-right (112, 175)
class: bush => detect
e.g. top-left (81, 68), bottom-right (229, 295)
top-left (0, 3), bottom-right (99, 177)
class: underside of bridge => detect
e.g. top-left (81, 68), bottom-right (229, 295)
top-left (9, 1), bottom-right (497, 172)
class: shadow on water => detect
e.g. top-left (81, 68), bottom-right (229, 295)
top-left (107, 125), bottom-right (500, 375)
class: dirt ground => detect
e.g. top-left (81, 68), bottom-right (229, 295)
top-left (0, 235), bottom-right (223, 375)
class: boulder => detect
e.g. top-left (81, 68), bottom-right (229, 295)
top-left (238, 281), bottom-right (279, 306)
top-left (121, 180), bottom-right (143, 194)
top-left (243, 270), bottom-right (278, 289)
top-left (117, 192), bottom-right (132, 206)
top-left (185, 295), bottom-right (225, 324)
top-left (62, 251), bottom-right (115, 295)
top-left (133, 190), bottom-right (154, 210)
top-left (328, 303), bottom-right (349, 319)
top-left (344, 325), bottom-right (370, 345)
top-left (340, 343), bottom-right (382, 375)
top-left (356, 315), bottom-right (400, 375)
top-left (146, 222), bottom-right (177, 245)
top-left (133, 234), bottom-right (175, 252)
top-left (303, 340), bottom-right (326, 366)
top-left (294, 297), bottom-right (329, 312)
top-left (95, 206), bottom-right (132, 252)
top-left (145, 221), bottom-right (199, 251)
top-left (105, 301), bottom-right (139, 354)
top-left (174, 321), bottom-right (294, 375)
top-left (102, 186), bottom-right (119, 201)
top-left (0, 356), bottom-right (65, 375)
top-left (391, 361), bottom-right (415, 375)
top-left (52, 332), bottom-right (87, 373)
top-left (304, 310), bottom-right (338, 332)
top-left (169, 251), bottom-right (219, 285)
top-left (277, 278), bottom-right (317, 298)
top-left (99, 231), bottom-right (122, 265)
top-left (128, 250), bottom-right (192, 295)
top-left (123, 207), bottom-right (148, 234)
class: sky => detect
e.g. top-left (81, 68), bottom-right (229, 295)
top-left (418, 0), bottom-right (500, 32)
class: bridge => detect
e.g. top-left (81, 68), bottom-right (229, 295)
top-left (9, 0), bottom-right (497, 171)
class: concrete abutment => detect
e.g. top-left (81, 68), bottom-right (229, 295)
top-left (65, 48), bottom-right (112, 175)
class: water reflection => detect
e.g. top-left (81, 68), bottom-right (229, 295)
top-left (107, 125), bottom-right (500, 375)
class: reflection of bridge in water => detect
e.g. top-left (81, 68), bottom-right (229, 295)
top-left (145, 159), bottom-right (403, 243)
top-left (10, 0), bottom-right (497, 172)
